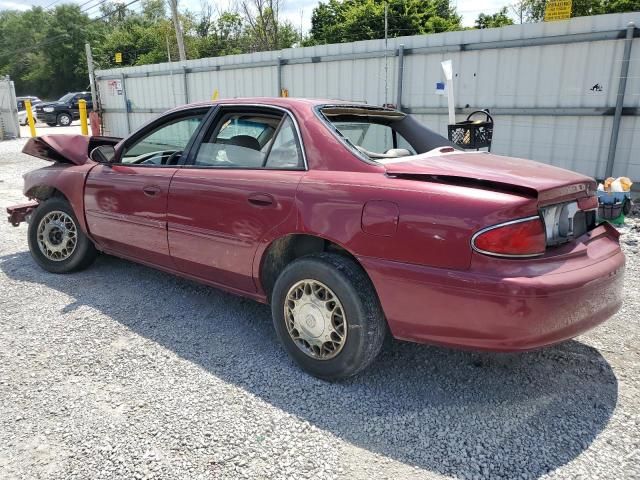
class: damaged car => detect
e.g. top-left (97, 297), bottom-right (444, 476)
top-left (7, 98), bottom-right (625, 380)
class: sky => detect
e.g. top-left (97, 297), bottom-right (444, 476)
top-left (1, 0), bottom-right (512, 30)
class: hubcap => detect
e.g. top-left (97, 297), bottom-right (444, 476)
top-left (284, 279), bottom-right (347, 360)
top-left (37, 211), bottom-right (77, 261)
top-left (60, 115), bottom-right (70, 126)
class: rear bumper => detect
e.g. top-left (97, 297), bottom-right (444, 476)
top-left (7, 201), bottom-right (38, 227)
top-left (359, 224), bottom-right (625, 352)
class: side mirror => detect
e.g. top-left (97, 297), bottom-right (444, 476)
top-left (90, 145), bottom-right (116, 165)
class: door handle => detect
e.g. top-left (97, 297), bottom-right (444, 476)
top-left (248, 193), bottom-right (275, 207)
top-left (143, 185), bottom-right (161, 197)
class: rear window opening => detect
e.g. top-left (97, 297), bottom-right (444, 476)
top-left (318, 105), bottom-right (457, 162)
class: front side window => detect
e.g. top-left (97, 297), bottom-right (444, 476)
top-left (121, 114), bottom-right (205, 165)
top-left (193, 111), bottom-right (304, 170)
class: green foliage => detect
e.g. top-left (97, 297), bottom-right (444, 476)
top-left (0, 0), bottom-right (299, 98)
top-left (516, 0), bottom-right (640, 22)
top-left (307, 0), bottom-right (461, 45)
top-left (475, 7), bottom-right (514, 29)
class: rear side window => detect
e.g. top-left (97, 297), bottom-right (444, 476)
top-left (264, 117), bottom-right (304, 169)
top-left (193, 111), bottom-right (304, 170)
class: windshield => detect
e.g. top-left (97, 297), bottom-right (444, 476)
top-left (320, 106), bottom-right (455, 161)
top-left (58, 93), bottom-right (75, 103)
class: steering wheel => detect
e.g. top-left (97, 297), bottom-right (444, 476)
top-left (165, 151), bottom-right (182, 165)
top-left (136, 150), bottom-right (178, 165)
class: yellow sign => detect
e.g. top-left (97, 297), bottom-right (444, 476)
top-left (212, 89), bottom-right (219, 100)
top-left (544, 0), bottom-right (572, 21)
top-left (115, 52), bottom-right (122, 63)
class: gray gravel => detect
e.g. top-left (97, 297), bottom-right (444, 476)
top-left (0, 137), bottom-right (639, 480)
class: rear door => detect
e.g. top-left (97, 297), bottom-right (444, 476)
top-left (167, 106), bottom-right (306, 292)
top-left (85, 108), bottom-right (209, 267)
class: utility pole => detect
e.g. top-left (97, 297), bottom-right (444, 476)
top-left (85, 43), bottom-right (98, 109)
top-left (300, 9), bottom-right (304, 45)
top-left (384, 1), bottom-right (388, 105)
top-left (169, 0), bottom-right (187, 62)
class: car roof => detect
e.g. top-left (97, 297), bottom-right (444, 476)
top-left (169, 97), bottom-right (369, 113)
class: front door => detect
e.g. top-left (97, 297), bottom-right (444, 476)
top-left (167, 107), bottom-right (306, 292)
top-left (85, 110), bottom-right (208, 267)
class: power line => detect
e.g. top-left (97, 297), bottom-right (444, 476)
top-left (92, 0), bottom-right (142, 21)
top-left (0, 0), bottom-right (142, 61)
top-left (44, 0), bottom-right (64, 9)
top-left (80, 0), bottom-right (108, 13)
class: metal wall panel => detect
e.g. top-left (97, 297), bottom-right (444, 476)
top-left (96, 12), bottom-right (640, 178)
top-left (0, 77), bottom-right (19, 140)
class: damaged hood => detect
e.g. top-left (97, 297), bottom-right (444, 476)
top-left (22, 135), bottom-right (121, 165)
top-left (382, 149), bottom-right (595, 203)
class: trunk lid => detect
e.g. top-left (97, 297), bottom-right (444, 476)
top-left (382, 150), bottom-right (595, 204)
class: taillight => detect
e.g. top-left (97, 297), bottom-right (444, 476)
top-left (472, 216), bottom-right (546, 257)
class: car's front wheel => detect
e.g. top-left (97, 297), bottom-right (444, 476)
top-left (271, 253), bottom-right (386, 380)
top-left (28, 197), bottom-right (98, 274)
top-left (57, 113), bottom-right (72, 126)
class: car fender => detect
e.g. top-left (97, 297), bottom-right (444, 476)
top-left (23, 162), bottom-right (96, 237)
top-left (295, 170), bottom-right (538, 271)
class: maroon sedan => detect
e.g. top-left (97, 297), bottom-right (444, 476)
top-left (7, 98), bottom-right (625, 379)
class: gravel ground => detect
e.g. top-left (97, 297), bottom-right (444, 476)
top-left (0, 137), bottom-right (638, 480)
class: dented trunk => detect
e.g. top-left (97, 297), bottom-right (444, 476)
top-left (383, 151), bottom-right (596, 206)
top-left (22, 135), bottom-right (121, 165)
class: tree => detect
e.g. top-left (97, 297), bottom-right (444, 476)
top-left (602, 0), bottom-right (640, 12)
top-left (240, 0), bottom-right (298, 51)
top-left (307, 0), bottom-right (461, 45)
top-left (475, 7), bottom-right (514, 29)
top-left (513, 0), bottom-right (640, 22)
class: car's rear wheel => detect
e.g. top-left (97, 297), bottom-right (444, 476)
top-left (271, 253), bottom-right (386, 380)
top-left (57, 113), bottom-right (72, 126)
top-left (28, 197), bottom-right (97, 274)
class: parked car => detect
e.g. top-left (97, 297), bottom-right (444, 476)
top-left (6, 98), bottom-right (625, 380)
top-left (16, 96), bottom-right (42, 125)
top-left (34, 92), bottom-right (93, 126)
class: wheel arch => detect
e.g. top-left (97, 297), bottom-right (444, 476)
top-left (25, 185), bottom-right (67, 202)
top-left (23, 164), bottom-right (93, 237)
top-left (257, 232), bottom-right (376, 303)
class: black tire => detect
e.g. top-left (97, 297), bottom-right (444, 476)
top-left (271, 253), bottom-right (386, 380)
top-left (28, 197), bottom-right (98, 274)
top-left (46, 122), bottom-right (57, 127)
top-left (57, 113), bottom-right (72, 127)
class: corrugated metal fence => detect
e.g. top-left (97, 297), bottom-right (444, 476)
top-left (0, 76), bottom-right (19, 141)
top-left (95, 12), bottom-right (640, 180)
